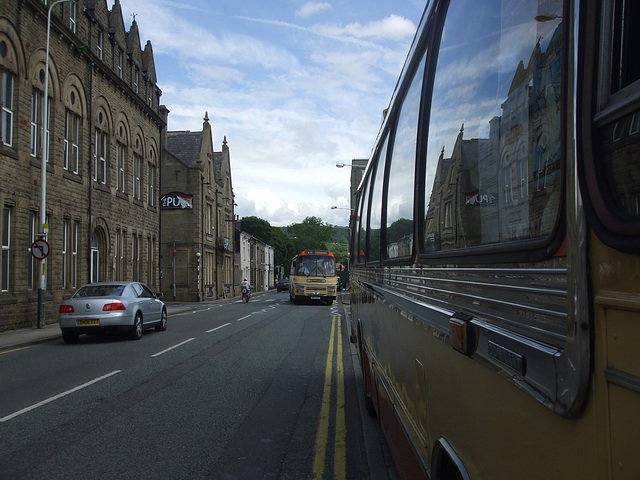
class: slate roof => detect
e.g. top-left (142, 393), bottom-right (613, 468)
top-left (213, 151), bottom-right (223, 179)
top-left (167, 131), bottom-right (204, 168)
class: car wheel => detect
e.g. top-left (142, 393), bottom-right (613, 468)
top-left (131, 312), bottom-right (143, 340)
top-left (62, 330), bottom-right (79, 344)
top-left (155, 308), bottom-right (167, 331)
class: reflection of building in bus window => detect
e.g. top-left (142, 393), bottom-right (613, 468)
top-left (423, 14), bottom-right (563, 251)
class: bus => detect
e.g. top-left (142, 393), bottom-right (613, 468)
top-left (349, 1), bottom-right (640, 479)
top-left (289, 250), bottom-right (338, 305)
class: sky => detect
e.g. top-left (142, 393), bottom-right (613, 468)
top-left (118, 0), bottom-right (426, 227)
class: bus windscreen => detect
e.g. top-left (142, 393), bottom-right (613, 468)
top-left (296, 253), bottom-right (336, 277)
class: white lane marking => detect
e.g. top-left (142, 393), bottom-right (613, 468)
top-left (151, 338), bottom-right (195, 357)
top-left (206, 323), bottom-right (230, 333)
top-left (0, 370), bottom-right (122, 423)
top-left (237, 315), bottom-right (251, 322)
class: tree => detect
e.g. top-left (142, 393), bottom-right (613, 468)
top-left (240, 216), bottom-right (273, 243)
top-left (287, 216), bottom-right (333, 243)
top-left (238, 215), bottom-right (349, 277)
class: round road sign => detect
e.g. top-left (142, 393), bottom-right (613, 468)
top-left (31, 239), bottom-right (50, 260)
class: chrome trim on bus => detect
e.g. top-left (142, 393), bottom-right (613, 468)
top-left (355, 250), bottom-right (590, 416)
top-left (432, 438), bottom-right (471, 480)
top-left (606, 369), bottom-right (640, 395)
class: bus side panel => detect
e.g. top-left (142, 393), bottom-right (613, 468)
top-left (591, 236), bottom-right (640, 479)
top-left (370, 359), bottom-right (428, 480)
top-left (353, 281), bottom-right (599, 480)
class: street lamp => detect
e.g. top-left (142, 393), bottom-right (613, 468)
top-left (335, 163), bottom-right (366, 169)
top-left (38, 0), bottom-right (78, 328)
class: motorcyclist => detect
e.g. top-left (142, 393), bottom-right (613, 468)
top-left (241, 277), bottom-right (251, 296)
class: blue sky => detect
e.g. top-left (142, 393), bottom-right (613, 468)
top-left (119, 0), bottom-right (425, 226)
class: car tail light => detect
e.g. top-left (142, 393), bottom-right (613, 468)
top-left (59, 305), bottom-right (75, 313)
top-left (103, 302), bottom-right (126, 311)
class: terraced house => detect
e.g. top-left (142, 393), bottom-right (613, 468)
top-left (0, 0), bottom-right (166, 330)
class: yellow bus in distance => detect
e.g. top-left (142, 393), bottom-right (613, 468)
top-left (289, 250), bottom-right (337, 305)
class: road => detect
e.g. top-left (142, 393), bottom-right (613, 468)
top-left (0, 292), bottom-right (393, 479)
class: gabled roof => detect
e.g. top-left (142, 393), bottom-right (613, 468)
top-left (213, 151), bottom-right (223, 180)
top-left (166, 131), bottom-right (204, 168)
top-left (142, 40), bottom-right (157, 84)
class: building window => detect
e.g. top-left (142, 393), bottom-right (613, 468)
top-left (91, 233), bottom-right (99, 283)
top-left (147, 236), bottom-right (153, 286)
top-left (114, 229), bottom-right (119, 281)
top-left (1, 206), bottom-right (10, 291)
top-left (117, 229), bottom-right (125, 280)
top-left (96, 29), bottom-right (103, 59)
top-left (72, 221), bottom-right (78, 288)
top-left (117, 50), bottom-right (123, 78)
top-left (28, 213), bottom-right (40, 290)
top-left (64, 110), bottom-right (79, 173)
top-left (94, 129), bottom-right (107, 184)
top-left (116, 142), bottom-right (126, 192)
top-left (132, 233), bottom-right (140, 281)
top-left (30, 88), bottom-right (39, 157)
top-left (2, 71), bottom-right (14, 147)
top-left (62, 219), bottom-right (68, 288)
top-left (30, 88), bottom-right (50, 160)
top-left (147, 163), bottom-right (155, 206)
top-left (207, 203), bottom-right (213, 234)
top-left (133, 67), bottom-right (139, 94)
top-left (133, 153), bottom-right (142, 200)
top-left (69, 1), bottom-right (76, 32)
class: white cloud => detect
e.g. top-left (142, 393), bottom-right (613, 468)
top-left (296, 2), bottom-right (332, 19)
top-left (121, 0), bottom-right (422, 227)
top-left (315, 14), bottom-right (416, 42)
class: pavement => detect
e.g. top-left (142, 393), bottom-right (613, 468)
top-left (0, 290), bottom-right (399, 480)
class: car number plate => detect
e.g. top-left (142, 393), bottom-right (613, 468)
top-left (79, 319), bottom-right (99, 326)
top-left (311, 296), bottom-right (320, 300)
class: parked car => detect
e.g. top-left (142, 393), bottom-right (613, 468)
top-left (59, 281), bottom-right (167, 343)
top-left (277, 277), bottom-right (290, 292)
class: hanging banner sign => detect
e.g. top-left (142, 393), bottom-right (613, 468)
top-left (161, 192), bottom-right (193, 209)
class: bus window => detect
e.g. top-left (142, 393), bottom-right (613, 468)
top-left (356, 172), bottom-right (370, 264)
top-left (386, 54), bottom-right (426, 259)
top-left (423, 0), bottom-right (563, 252)
top-left (590, 0), bottom-right (640, 232)
top-left (369, 134), bottom-right (389, 262)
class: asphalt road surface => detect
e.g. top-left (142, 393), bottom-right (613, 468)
top-left (0, 293), bottom-right (393, 479)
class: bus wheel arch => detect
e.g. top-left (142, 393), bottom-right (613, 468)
top-left (431, 438), bottom-right (470, 480)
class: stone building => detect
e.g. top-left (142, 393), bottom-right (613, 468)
top-left (239, 231), bottom-right (272, 292)
top-left (0, 0), bottom-right (165, 330)
top-left (161, 113), bottom-right (237, 302)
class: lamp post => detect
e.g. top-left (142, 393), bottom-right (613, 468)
top-left (335, 163), bottom-right (365, 169)
top-left (38, 0), bottom-right (78, 328)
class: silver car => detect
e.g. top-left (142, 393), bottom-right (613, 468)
top-left (59, 281), bottom-right (167, 343)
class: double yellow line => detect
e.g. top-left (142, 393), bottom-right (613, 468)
top-left (313, 315), bottom-right (346, 480)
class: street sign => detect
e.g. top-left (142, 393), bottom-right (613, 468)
top-left (31, 238), bottom-right (50, 260)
